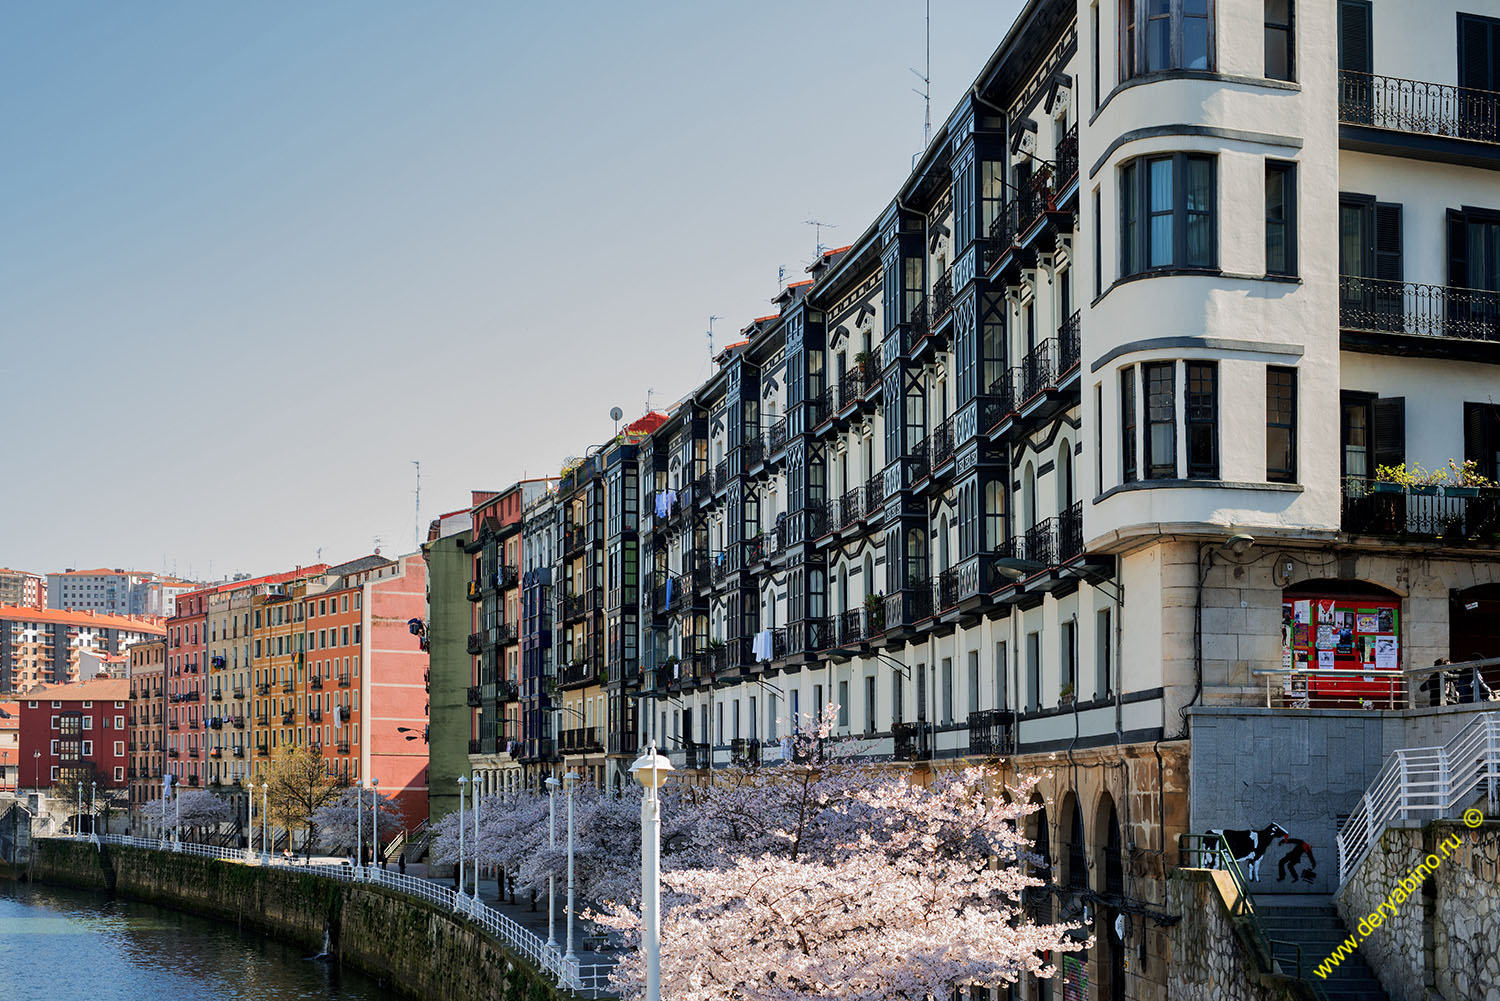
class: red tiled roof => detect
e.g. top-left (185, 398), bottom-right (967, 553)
top-left (0, 606), bottom-right (166, 634)
top-left (24, 677), bottom-right (130, 701)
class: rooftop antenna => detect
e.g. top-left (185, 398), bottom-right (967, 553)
top-left (777, 265), bottom-right (786, 293)
top-left (803, 220), bottom-right (836, 261)
top-left (372, 535), bottom-right (383, 557)
top-left (412, 459), bottom-right (421, 551)
top-left (707, 315), bottom-right (721, 362)
top-left (911, 0), bottom-right (932, 150)
top-left (611, 406), bottom-right (623, 437)
top-left (644, 387), bottom-right (656, 413)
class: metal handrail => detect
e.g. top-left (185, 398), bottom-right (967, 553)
top-left (1336, 712), bottom-right (1500, 883)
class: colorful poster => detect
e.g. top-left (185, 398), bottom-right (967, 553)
top-left (1378, 608), bottom-right (1395, 633)
top-left (1375, 636), bottom-right (1398, 670)
top-left (1357, 613), bottom-right (1379, 634)
top-left (1295, 600), bottom-right (1311, 625)
top-left (1317, 624), bottom-right (1334, 649)
top-left (1318, 649), bottom-right (1336, 671)
top-left (1318, 599), bottom-right (1337, 624)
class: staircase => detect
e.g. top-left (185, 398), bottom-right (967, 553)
top-left (1337, 712), bottom-right (1500, 882)
top-left (1258, 896), bottom-right (1389, 1001)
top-left (404, 818), bottom-right (434, 862)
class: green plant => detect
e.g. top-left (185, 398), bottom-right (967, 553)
top-left (1059, 683), bottom-right (1075, 701)
top-left (1376, 462), bottom-right (1447, 488)
top-left (853, 350), bottom-right (873, 371)
top-left (707, 638), bottom-right (725, 651)
top-left (864, 593), bottom-right (883, 611)
top-left (1448, 459), bottom-right (1498, 488)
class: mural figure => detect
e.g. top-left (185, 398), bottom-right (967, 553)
top-left (1206, 823), bottom-right (1288, 881)
top-left (1276, 833), bottom-right (1317, 884)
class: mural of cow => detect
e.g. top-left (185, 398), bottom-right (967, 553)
top-left (1205, 823), bottom-right (1288, 881)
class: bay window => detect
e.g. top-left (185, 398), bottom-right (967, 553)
top-left (1120, 0), bottom-right (1213, 81)
top-left (1120, 153), bottom-right (1216, 277)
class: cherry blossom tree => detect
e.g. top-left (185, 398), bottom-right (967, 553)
top-left (309, 787), bottom-right (406, 857)
top-left (143, 789), bottom-right (233, 843)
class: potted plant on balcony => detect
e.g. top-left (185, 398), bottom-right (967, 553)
top-left (1376, 463), bottom-right (1445, 495)
top-left (853, 349), bottom-right (874, 376)
top-left (1445, 459), bottom-right (1496, 498)
top-left (1058, 683), bottom-right (1075, 706)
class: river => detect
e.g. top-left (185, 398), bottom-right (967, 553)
top-left (0, 879), bottom-right (396, 1001)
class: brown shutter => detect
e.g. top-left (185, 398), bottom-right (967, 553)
top-left (1338, 1), bottom-right (1372, 73)
top-left (1372, 397), bottom-right (1405, 470)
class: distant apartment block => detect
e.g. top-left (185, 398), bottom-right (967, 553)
top-left (0, 606), bottom-right (166, 695)
top-left (48, 568), bottom-right (197, 617)
top-left (0, 569), bottom-right (45, 610)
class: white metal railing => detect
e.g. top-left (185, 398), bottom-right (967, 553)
top-left (1252, 655), bottom-right (1500, 711)
top-left (1336, 712), bottom-right (1500, 883)
top-left (47, 835), bottom-right (618, 998)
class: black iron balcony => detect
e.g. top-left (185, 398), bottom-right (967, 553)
top-left (1056, 123), bottom-right (1078, 184)
top-left (1058, 501), bottom-right (1084, 562)
top-left (255, 714), bottom-right (269, 726)
top-left (466, 632), bottom-right (484, 655)
top-left (1341, 477), bottom-right (1500, 542)
top-left (742, 437), bottom-right (765, 468)
top-left (336, 741), bottom-right (351, 754)
top-left (1020, 338), bottom-right (1058, 401)
top-left (891, 721), bottom-right (930, 762)
top-left (929, 416), bottom-right (955, 470)
top-left (281, 711), bottom-right (294, 725)
top-left (167, 747), bottom-right (180, 758)
top-left (210, 689), bottom-right (224, 702)
top-left (836, 486), bottom-right (864, 529)
top-left (493, 621), bottom-right (519, 646)
top-left (1339, 70), bottom-right (1500, 144)
top-left (936, 568), bottom-right (959, 611)
top-left (1059, 310), bottom-right (1081, 374)
top-left (497, 678), bottom-right (519, 701)
top-left (232, 716), bottom-right (245, 729)
top-left (907, 296), bottom-right (930, 343)
top-left (743, 533), bottom-right (767, 564)
top-left (466, 686), bottom-right (482, 707)
top-left (209, 747), bottom-right (222, 759)
top-left (232, 686), bottom-right (246, 698)
top-left (563, 523), bottom-right (588, 555)
top-left (837, 609), bottom-right (864, 646)
top-left (232, 746), bottom-right (245, 758)
top-left (1339, 275), bottom-right (1500, 342)
top-left (167, 720), bottom-right (180, 731)
top-left (838, 362), bottom-right (876, 411)
top-left (210, 656), bottom-right (226, 670)
top-left (336, 673), bottom-right (351, 688)
top-left (560, 659), bottom-right (597, 687)
top-left (1022, 518), bottom-right (1057, 568)
top-left (766, 415), bottom-right (789, 453)
top-left (683, 741), bottom-right (709, 770)
top-left (497, 564), bottom-right (519, 590)
top-left (931, 267), bottom-right (954, 323)
top-left (255, 684), bottom-right (271, 696)
top-left (280, 680), bottom-right (294, 694)
top-left (467, 580), bottom-right (483, 602)
top-left (468, 739), bottom-right (482, 754)
top-left (730, 738), bottom-right (761, 767)
top-left (559, 726), bottom-right (603, 753)
top-left (307, 708), bottom-right (322, 723)
top-left (308, 675), bottom-right (321, 691)
top-left (255, 744), bottom-right (269, 757)
top-left (967, 709), bottom-right (1013, 756)
top-left (865, 472), bottom-right (884, 515)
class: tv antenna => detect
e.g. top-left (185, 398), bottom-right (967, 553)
top-left (412, 460), bottom-right (421, 551)
top-left (804, 220), bottom-right (836, 261)
top-left (777, 265), bottom-right (786, 293)
top-left (644, 387), bottom-right (656, 413)
top-left (911, 0), bottom-right (932, 150)
top-left (707, 315), bottom-right (721, 362)
top-left (372, 535), bottom-right (383, 556)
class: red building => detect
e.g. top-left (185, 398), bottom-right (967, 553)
top-left (18, 677), bottom-right (131, 795)
top-left (165, 590), bottom-right (208, 788)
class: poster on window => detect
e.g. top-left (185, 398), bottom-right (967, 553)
top-left (1282, 594), bottom-right (1400, 706)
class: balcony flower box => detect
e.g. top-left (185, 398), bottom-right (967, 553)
top-left (1409, 483), bottom-right (1440, 496)
top-left (1371, 482), bottom-right (1402, 494)
top-left (1446, 485), bottom-right (1481, 498)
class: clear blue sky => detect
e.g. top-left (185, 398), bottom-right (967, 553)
top-left (1, 0), bottom-right (1022, 581)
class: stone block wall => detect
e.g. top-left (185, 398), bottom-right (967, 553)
top-left (29, 840), bottom-right (563, 1001)
top-left (1164, 870), bottom-right (1310, 1001)
top-left (1336, 820), bottom-right (1500, 1001)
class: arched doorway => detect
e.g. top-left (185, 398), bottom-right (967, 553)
top-left (1095, 794), bottom-right (1126, 1001)
top-left (1282, 579), bottom-right (1403, 708)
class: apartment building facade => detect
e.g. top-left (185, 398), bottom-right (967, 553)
top-left (164, 590), bottom-right (207, 789)
top-left (0, 569), bottom-right (45, 610)
top-left (126, 639), bottom-right (165, 816)
top-left (0, 606), bottom-right (165, 695)
top-left (18, 677), bottom-right (131, 797)
top-left (48, 569), bottom-right (195, 617)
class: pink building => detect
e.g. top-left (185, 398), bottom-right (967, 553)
top-left (165, 589), bottom-right (208, 788)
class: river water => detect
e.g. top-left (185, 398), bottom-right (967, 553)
top-left (0, 880), bottom-right (396, 1001)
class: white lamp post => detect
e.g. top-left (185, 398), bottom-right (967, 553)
top-left (456, 776), bottom-right (467, 902)
top-left (355, 779), bottom-right (364, 877)
top-left (631, 741), bottom-right (674, 1001)
top-left (174, 787), bottom-right (182, 851)
top-left (91, 782), bottom-right (98, 844)
top-left (260, 781), bottom-right (269, 863)
top-left (471, 774), bottom-right (481, 899)
top-left (76, 782), bottom-right (83, 838)
top-left (545, 774), bottom-right (559, 951)
top-left (563, 769), bottom-right (579, 965)
top-left (370, 777), bottom-right (380, 872)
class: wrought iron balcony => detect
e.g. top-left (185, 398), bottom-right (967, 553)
top-left (1339, 70), bottom-right (1500, 145)
top-left (493, 621), bottom-right (519, 646)
top-left (930, 267), bottom-right (954, 323)
top-left (468, 739), bottom-right (482, 755)
top-left (1020, 338), bottom-right (1058, 401)
top-left (683, 741), bottom-right (709, 770)
top-left (1056, 123), bottom-right (1079, 184)
top-left (559, 659), bottom-right (597, 687)
top-left (307, 708), bottom-right (322, 723)
top-left (907, 296), bottom-right (930, 343)
top-left (210, 656), bottom-right (226, 670)
top-left (837, 609), bottom-right (864, 646)
top-left (1059, 310), bottom-right (1081, 374)
top-left (167, 720), bottom-right (180, 731)
top-left (467, 686), bottom-right (482, 707)
top-left (466, 632), bottom-right (484, 655)
top-left (742, 438), bottom-right (765, 468)
top-left (255, 744), bottom-right (269, 757)
top-left (838, 363), bottom-right (877, 411)
top-left (559, 726), bottom-right (603, 753)
top-left (730, 738), bottom-right (761, 767)
top-left (232, 716), bottom-right (245, 729)
top-left (1341, 478), bottom-right (1500, 542)
top-left (280, 681), bottom-right (295, 694)
top-left (255, 714), bottom-right (269, 726)
top-left (563, 523), bottom-right (588, 554)
top-left (929, 416), bottom-right (956, 469)
top-left (255, 684), bottom-right (271, 696)
top-left (336, 741), bottom-right (351, 754)
top-left (209, 747), bottom-right (222, 759)
top-left (210, 689), bottom-right (224, 702)
top-left (280, 712), bottom-right (294, 725)
top-left (167, 747), bottom-right (180, 758)
top-left (307, 675), bottom-right (322, 691)
top-left (891, 721), bottom-right (930, 762)
top-left (865, 472), bottom-right (884, 514)
top-left (936, 568), bottom-right (959, 611)
top-left (1339, 276), bottom-right (1500, 342)
top-left (608, 731), bottom-right (639, 756)
top-left (232, 686), bottom-right (247, 698)
top-left (496, 564), bottom-right (519, 590)
top-left (968, 709), bottom-right (1013, 756)
top-left (766, 415), bottom-right (790, 453)
top-left (467, 580), bottom-right (483, 602)
top-left (714, 459), bottom-right (729, 492)
top-left (336, 673), bottom-right (351, 688)
top-left (1059, 501), bottom-right (1084, 562)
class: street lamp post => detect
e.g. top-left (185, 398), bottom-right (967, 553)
top-left (471, 774), bottom-right (481, 898)
top-left (76, 782), bottom-right (83, 837)
top-left (174, 788), bottom-right (182, 851)
top-left (631, 741), bottom-right (674, 1001)
top-left (260, 781), bottom-right (269, 863)
top-left (355, 780), bottom-right (364, 877)
top-left (545, 775), bottom-right (559, 951)
top-left (370, 777), bottom-right (380, 872)
top-left (456, 776), bottom-right (467, 902)
top-left (563, 769), bottom-right (579, 965)
top-left (90, 781), bottom-right (98, 844)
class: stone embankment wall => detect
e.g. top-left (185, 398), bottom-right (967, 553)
top-left (1335, 820), bottom-right (1500, 1001)
top-left (30, 840), bottom-right (564, 1001)
top-left (1165, 870), bottom-right (1315, 1001)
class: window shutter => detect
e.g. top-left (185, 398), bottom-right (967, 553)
top-left (1457, 14), bottom-right (1496, 91)
top-left (1374, 203), bottom-right (1403, 282)
top-left (1465, 402), bottom-right (1495, 479)
top-left (1448, 208), bottom-right (1470, 289)
top-left (1338, 1), bottom-right (1372, 73)
top-left (1372, 397), bottom-right (1406, 470)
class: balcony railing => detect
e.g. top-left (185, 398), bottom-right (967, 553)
top-left (336, 741), bottom-right (351, 755)
top-left (838, 363), bottom-right (876, 411)
top-left (1341, 478), bottom-right (1500, 542)
top-left (891, 721), bottom-right (931, 762)
top-left (336, 674), bottom-right (351, 688)
top-left (936, 568), bottom-right (959, 611)
top-left (496, 564), bottom-right (519, 590)
top-left (1020, 338), bottom-right (1058, 401)
top-left (1059, 310), bottom-right (1081, 373)
top-left (559, 727), bottom-right (603, 753)
top-left (1339, 70), bottom-right (1500, 144)
top-left (929, 416), bottom-right (955, 469)
top-left (1022, 518), bottom-right (1057, 568)
top-left (1339, 275), bottom-right (1500, 342)
top-left (766, 415), bottom-right (789, 453)
top-left (467, 686), bottom-right (482, 707)
top-left (967, 709), bottom-right (1014, 756)
top-left (730, 738), bottom-right (761, 767)
top-left (466, 580), bottom-right (483, 602)
top-left (1056, 123), bottom-right (1079, 183)
top-left (930, 267), bottom-right (954, 322)
top-left (683, 742), bottom-right (709, 770)
top-left (837, 609), bottom-right (864, 646)
top-left (255, 745), bottom-right (269, 757)
top-left (865, 472), bottom-right (884, 515)
top-left (466, 633), bottom-right (484, 655)
top-left (307, 708), bottom-right (322, 723)
top-left (1058, 501), bottom-right (1084, 562)
top-left (280, 681), bottom-right (294, 694)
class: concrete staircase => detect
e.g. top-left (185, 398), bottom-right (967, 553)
top-left (1256, 895), bottom-right (1390, 1001)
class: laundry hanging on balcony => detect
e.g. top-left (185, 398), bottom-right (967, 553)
top-left (753, 629), bottom-right (774, 663)
top-left (664, 576), bottom-right (674, 607)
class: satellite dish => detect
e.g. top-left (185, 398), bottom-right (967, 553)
top-left (610, 407), bottom-right (624, 422)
